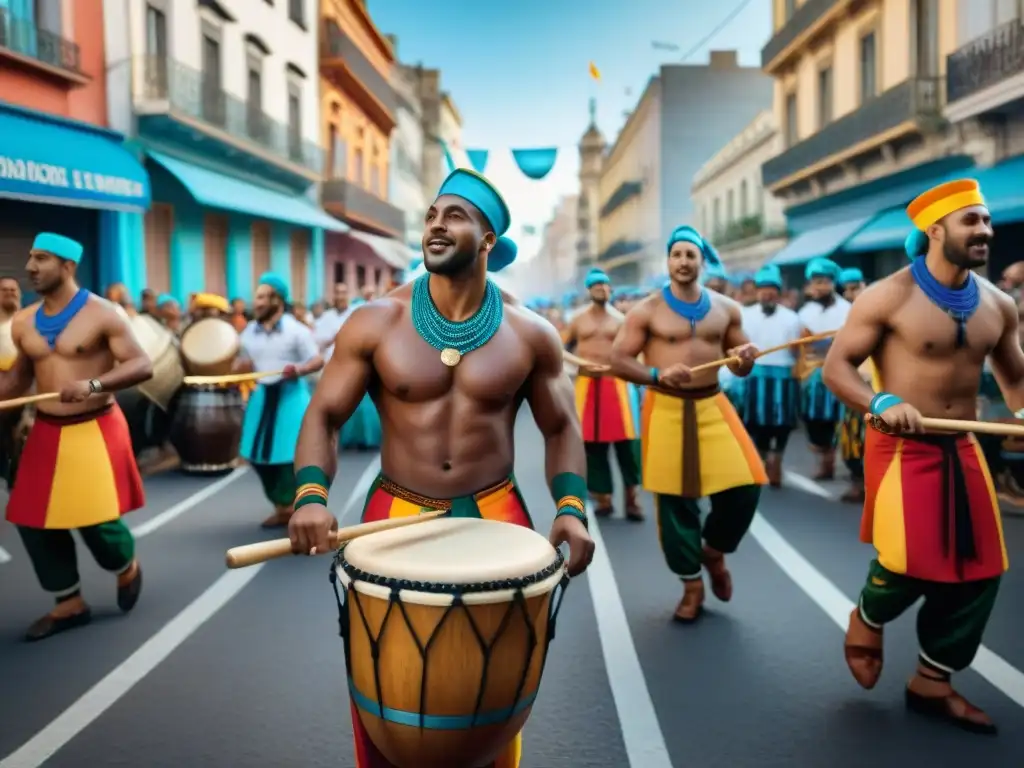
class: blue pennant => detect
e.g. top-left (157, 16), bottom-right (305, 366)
top-left (35, 288), bottom-right (90, 348)
top-left (511, 148), bottom-right (558, 180)
top-left (662, 284), bottom-right (711, 331)
top-left (909, 256), bottom-right (979, 348)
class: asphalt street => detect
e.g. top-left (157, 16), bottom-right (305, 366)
top-left (0, 415), bottom-right (1022, 768)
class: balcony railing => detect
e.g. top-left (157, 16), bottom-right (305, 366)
top-left (761, 0), bottom-right (842, 70)
top-left (136, 55), bottom-right (321, 173)
top-left (947, 19), bottom-right (1024, 104)
top-left (762, 77), bottom-right (944, 189)
top-left (599, 180), bottom-right (642, 219)
top-left (322, 178), bottom-right (406, 235)
top-left (0, 9), bottom-right (82, 76)
top-left (322, 21), bottom-right (396, 118)
top-left (712, 215), bottom-right (787, 247)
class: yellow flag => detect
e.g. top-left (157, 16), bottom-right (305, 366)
top-left (588, 61), bottom-right (601, 81)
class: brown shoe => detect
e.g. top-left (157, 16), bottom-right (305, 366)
top-left (844, 607), bottom-right (883, 689)
top-left (591, 493), bottom-right (614, 518)
top-left (673, 579), bottom-right (705, 622)
top-left (702, 545), bottom-right (733, 602)
top-left (840, 480), bottom-right (865, 504)
top-left (765, 453), bottom-right (782, 487)
top-left (117, 560), bottom-right (143, 612)
top-left (25, 596), bottom-right (93, 642)
top-left (624, 486), bottom-right (644, 522)
top-left (813, 450), bottom-right (835, 481)
top-left (905, 671), bottom-right (997, 735)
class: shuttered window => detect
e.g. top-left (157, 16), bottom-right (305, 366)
top-left (203, 214), bottom-right (228, 297)
top-left (289, 229), bottom-right (309, 304)
top-left (144, 203), bottom-right (173, 294)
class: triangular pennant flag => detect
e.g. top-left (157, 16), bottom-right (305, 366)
top-left (465, 149), bottom-right (489, 174)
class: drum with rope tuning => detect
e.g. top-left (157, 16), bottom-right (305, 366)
top-left (180, 317), bottom-right (240, 377)
top-left (333, 517), bottom-right (568, 768)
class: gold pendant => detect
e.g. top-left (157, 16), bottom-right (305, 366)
top-left (440, 348), bottom-right (462, 367)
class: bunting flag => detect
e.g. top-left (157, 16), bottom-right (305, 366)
top-left (511, 148), bottom-right (558, 180)
top-left (589, 61), bottom-right (601, 81)
top-left (466, 149), bottom-right (489, 174)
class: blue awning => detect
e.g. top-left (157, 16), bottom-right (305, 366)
top-left (147, 151), bottom-right (348, 232)
top-left (0, 103), bottom-right (150, 212)
top-left (769, 217), bottom-right (872, 266)
top-left (973, 155), bottom-right (1024, 224)
top-left (843, 207), bottom-right (913, 253)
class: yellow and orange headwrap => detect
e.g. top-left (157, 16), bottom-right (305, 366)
top-left (193, 293), bottom-right (230, 313)
top-left (904, 179), bottom-right (987, 259)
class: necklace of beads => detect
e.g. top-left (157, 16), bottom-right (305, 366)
top-left (411, 274), bottom-right (504, 366)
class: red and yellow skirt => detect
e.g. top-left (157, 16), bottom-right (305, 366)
top-left (574, 372), bottom-right (640, 443)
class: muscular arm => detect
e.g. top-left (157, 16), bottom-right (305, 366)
top-left (525, 320), bottom-right (586, 488)
top-left (821, 284), bottom-right (889, 413)
top-left (610, 304), bottom-right (658, 385)
top-left (722, 302), bottom-right (754, 376)
top-left (988, 292), bottom-right (1024, 412)
top-left (99, 309), bottom-right (153, 391)
top-left (293, 307), bottom-right (383, 480)
top-left (0, 351), bottom-right (34, 401)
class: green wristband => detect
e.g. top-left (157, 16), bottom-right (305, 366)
top-left (294, 465), bottom-right (332, 510)
top-left (296, 465), bottom-right (332, 489)
top-left (556, 506), bottom-right (589, 530)
top-left (551, 471), bottom-right (588, 529)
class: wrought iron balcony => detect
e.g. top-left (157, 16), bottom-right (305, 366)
top-left (322, 178), bottom-right (406, 235)
top-left (321, 21), bottom-right (396, 127)
top-left (762, 78), bottom-right (945, 190)
top-left (0, 8), bottom-right (83, 79)
top-left (135, 55), bottom-right (321, 173)
top-left (947, 19), bottom-right (1024, 104)
top-left (599, 180), bottom-right (642, 219)
top-left (761, 0), bottom-right (843, 71)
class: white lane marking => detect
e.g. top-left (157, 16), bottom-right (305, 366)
top-left (0, 471), bottom-right (370, 768)
top-left (0, 545), bottom-right (10, 564)
top-left (782, 470), bottom-right (836, 500)
top-left (749, 513), bottom-right (1024, 709)
top-left (337, 455), bottom-right (382, 524)
top-left (587, 509), bottom-right (673, 768)
top-left (130, 468), bottom-right (248, 539)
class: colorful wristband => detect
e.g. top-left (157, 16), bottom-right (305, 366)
top-left (869, 392), bottom-right (903, 417)
top-left (551, 471), bottom-right (589, 529)
top-left (294, 466), bottom-right (332, 509)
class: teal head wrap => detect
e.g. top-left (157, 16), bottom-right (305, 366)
top-left (258, 272), bottom-right (290, 304)
top-left (904, 229), bottom-right (929, 260)
top-left (839, 267), bottom-right (865, 286)
top-left (156, 293), bottom-right (177, 308)
top-left (435, 168), bottom-right (517, 272)
top-left (754, 264), bottom-right (783, 290)
top-left (584, 268), bottom-right (610, 288)
top-left (666, 226), bottom-right (722, 267)
top-left (702, 261), bottom-right (728, 283)
top-left (804, 258), bottom-right (841, 282)
top-left (32, 233), bottom-right (83, 263)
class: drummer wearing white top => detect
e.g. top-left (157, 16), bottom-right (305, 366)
top-left (235, 273), bottom-right (324, 528)
top-left (796, 258), bottom-right (851, 480)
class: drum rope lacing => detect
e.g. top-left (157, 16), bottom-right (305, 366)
top-left (329, 547), bottom-right (570, 730)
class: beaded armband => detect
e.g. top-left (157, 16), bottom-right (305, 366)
top-left (869, 392), bottom-right (903, 417)
top-left (551, 471), bottom-right (589, 529)
top-left (294, 466), bottom-right (331, 510)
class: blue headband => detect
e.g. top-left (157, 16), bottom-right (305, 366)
top-left (436, 168), bottom-right (517, 272)
top-left (258, 271), bottom-right (290, 304)
top-left (156, 293), bottom-right (177, 308)
top-left (702, 261), bottom-right (728, 282)
top-left (839, 267), bottom-right (864, 286)
top-left (754, 264), bottom-right (783, 290)
top-left (666, 225), bottom-right (722, 267)
top-left (585, 269), bottom-right (610, 288)
top-left (33, 232), bottom-right (83, 263)
top-left (805, 258), bottom-right (841, 282)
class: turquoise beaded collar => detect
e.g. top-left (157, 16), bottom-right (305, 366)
top-left (411, 274), bottom-right (504, 366)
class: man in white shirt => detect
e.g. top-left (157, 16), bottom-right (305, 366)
top-left (236, 273), bottom-right (324, 528)
top-left (740, 264), bottom-right (803, 486)
top-left (797, 258), bottom-right (851, 480)
top-left (312, 282), bottom-right (352, 361)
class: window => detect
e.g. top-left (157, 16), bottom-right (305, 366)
top-left (914, 0), bottom-right (939, 77)
top-left (145, 4), bottom-right (167, 58)
top-left (288, 0), bottom-right (305, 28)
top-left (713, 198), bottom-right (721, 232)
top-left (818, 65), bottom-right (833, 127)
top-left (334, 262), bottom-right (347, 286)
top-left (287, 81), bottom-right (302, 158)
top-left (785, 92), bottom-right (798, 147)
top-left (353, 147), bottom-right (364, 184)
top-left (247, 66), bottom-right (262, 138)
top-left (739, 180), bottom-right (748, 218)
top-left (370, 147), bottom-right (380, 194)
top-left (201, 33), bottom-right (223, 124)
top-left (860, 32), bottom-right (877, 102)
top-left (356, 264), bottom-right (366, 287)
top-left (726, 189), bottom-right (735, 225)
top-left (327, 124), bottom-right (338, 178)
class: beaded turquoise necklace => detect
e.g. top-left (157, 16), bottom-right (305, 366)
top-left (411, 274), bottom-right (504, 366)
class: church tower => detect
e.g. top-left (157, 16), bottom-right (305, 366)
top-left (576, 98), bottom-right (606, 281)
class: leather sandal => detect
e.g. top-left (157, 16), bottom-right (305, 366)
top-left (905, 686), bottom-right (997, 735)
top-left (117, 562), bottom-right (143, 613)
top-left (24, 609), bottom-right (92, 642)
top-left (702, 546), bottom-right (733, 602)
top-left (843, 608), bottom-right (883, 689)
top-left (673, 579), bottom-right (705, 622)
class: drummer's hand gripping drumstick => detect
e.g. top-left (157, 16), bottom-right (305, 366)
top-left (687, 331), bottom-right (837, 375)
top-left (870, 415), bottom-right (1024, 438)
top-left (562, 350), bottom-right (610, 372)
top-left (225, 508), bottom-right (450, 569)
top-left (183, 369), bottom-right (289, 386)
top-left (0, 392), bottom-right (59, 412)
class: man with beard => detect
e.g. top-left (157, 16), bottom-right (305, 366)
top-left (796, 258), bottom-right (851, 479)
top-left (739, 264), bottom-right (802, 487)
top-left (564, 268), bottom-right (643, 520)
top-left (287, 169), bottom-right (595, 768)
top-left (824, 180), bottom-right (1021, 734)
top-left (235, 273), bottom-right (323, 529)
top-left (1, 233), bottom-right (151, 641)
top-left (840, 267), bottom-right (867, 302)
top-left (835, 267), bottom-right (873, 503)
top-left (610, 226), bottom-right (766, 622)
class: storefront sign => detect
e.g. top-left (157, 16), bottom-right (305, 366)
top-left (0, 153), bottom-right (148, 209)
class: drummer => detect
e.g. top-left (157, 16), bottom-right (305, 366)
top-left (235, 273), bottom-right (323, 528)
top-left (191, 292), bottom-right (231, 320)
top-left (156, 294), bottom-right (183, 334)
top-left (288, 168), bottom-right (595, 768)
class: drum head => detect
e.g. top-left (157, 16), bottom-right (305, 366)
top-left (342, 517), bottom-right (557, 588)
top-left (130, 314), bottom-right (173, 360)
top-left (180, 318), bottom-right (240, 365)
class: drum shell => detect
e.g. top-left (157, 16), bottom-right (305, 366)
top-left (180, 318), bottom-right (240, 377)
top-left (346, 585), bottom-right (554, 768)
top-left (168, 385), bottom-right (244, 474)
top-left (130, 315), bottom-right (184, 411)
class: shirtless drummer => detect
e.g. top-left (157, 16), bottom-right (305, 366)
top-left (288, 168), bottom-right (595, 768)
top-left (0, 234), bottom-right (152, 641)
top-left (610, 226), bottom-right (766, 622)
top-left (563, 268), bottom-right (643, 520)
top-left (824, 179), bottom-right (1022, 733)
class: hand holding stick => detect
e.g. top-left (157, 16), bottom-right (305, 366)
top-left (870, 415), bottom-right (1024, 438)
top-left (688, 332), bottom-right (837, 375)
top-left (563, 350), bottom-right (610, 373)
top-left (0, 392), bottom-right (59, 412)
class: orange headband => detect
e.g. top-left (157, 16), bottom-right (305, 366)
top-left (905, 179), bottom-right (986, 230)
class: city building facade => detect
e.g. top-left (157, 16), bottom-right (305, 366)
top-left (390, 57), bottom-right (427, 251)
top-left (535, 195), bottom-right (580, 290)
top-left (576, 101), bottom-right (605, 284)
top-left (1, 0), bottom-right (150, 297)
top-left (691, 110), bottom-right (788, 273)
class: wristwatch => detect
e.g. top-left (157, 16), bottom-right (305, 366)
top-left (88, 379), bottom-right (103, 394)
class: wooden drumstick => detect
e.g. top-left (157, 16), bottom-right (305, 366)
top-left (688, 331), bottom-right (838, 375)
top-left (871, 415), bottom-right (1024, 438)
top-left (184, 369), bottom-right (287, 386)
top-left (563, 351), bottom-right (610, 372)
top-left (0, 392), bottom-right (59, 412)
top-left (225, 508), bottom-right (450, 569)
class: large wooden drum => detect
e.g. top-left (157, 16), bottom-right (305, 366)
top-left (334, 517), bottom-right (568, 768)
top-left (180, 318), bottom-right (239, 377)
top-left (168, 385), bottom-right (244, 475)
top-left (132, 314), bottom-right (184, 411)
